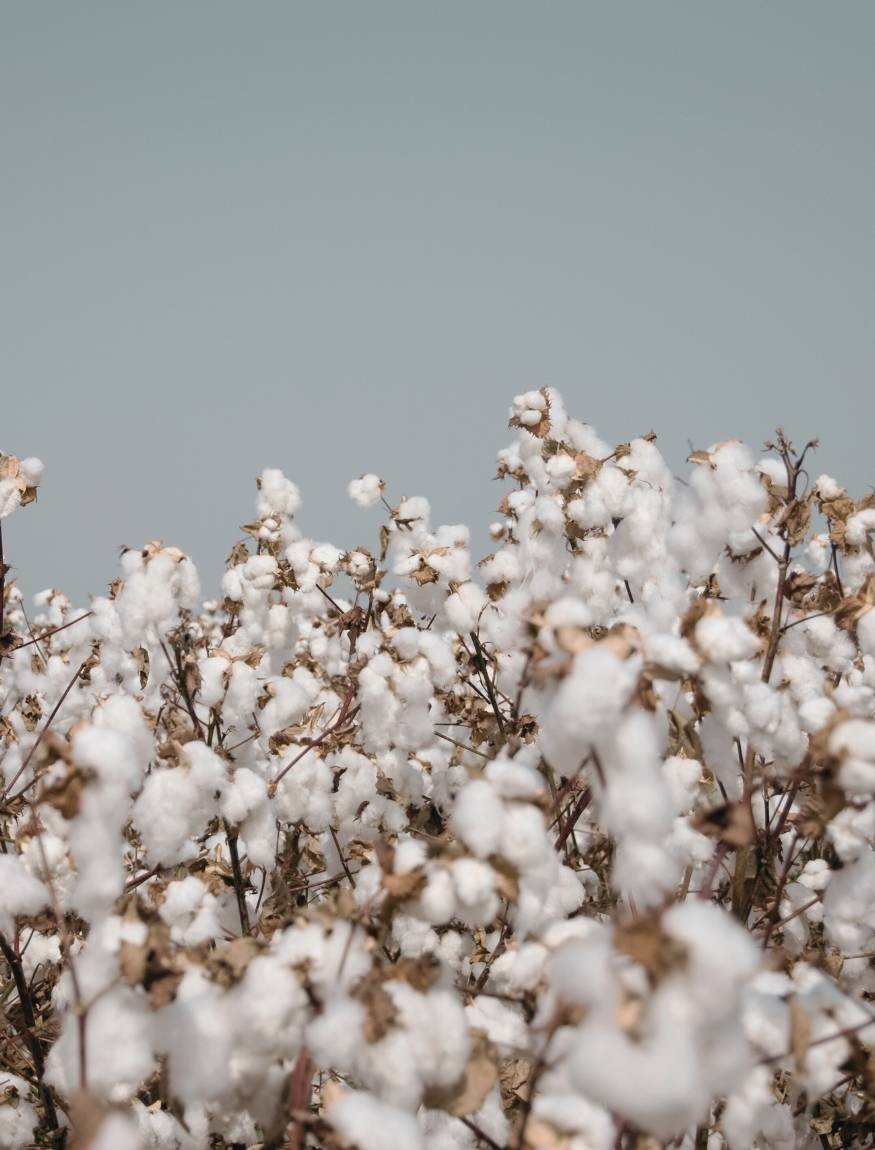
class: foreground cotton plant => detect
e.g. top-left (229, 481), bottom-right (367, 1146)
top-left (1, 393), bottom-right (874, 1150)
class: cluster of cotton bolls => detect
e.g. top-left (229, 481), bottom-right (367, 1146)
top-left (1, 390), bottom-right (875, 1150)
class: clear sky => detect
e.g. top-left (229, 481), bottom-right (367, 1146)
top-left (2, 2), bottom-right (874, 605)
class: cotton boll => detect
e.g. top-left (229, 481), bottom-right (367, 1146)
top-left (256, 469), bottom-right (301, 518)
top-left (328, 1090), bottom-right (424, 1150)
top-left (87, 1111), bottom-right (143, 1150)
top-left (220, 766), bottom-right (267, 826)
top-left (0, 1074), bottom-right (39, 1150)
top-left (47, 986), bottom-right (156, 1101)
top-left (540, 646), bottom-right (642, 774)
top-left (241, 554), bottom-right (278, 590)
top-left (417, 867), bottom-right (456, 926)
top-left (451, 859), bottom-right (500, 926)
top-left (348, 473), bottom-right (384, 508)
top-left (721, 1066), bottom-right (795, 1150)
top-left (306, 995), bottom-right (366, 1074)
top-left (695, 614), bottom-right (762, 663)
top-left (466, 996), bottom-right (529, 1052)
top-left (0, 478), bottom-right (21, 518)
top-left (0, 855), bottom-right (48, 936)
top-left (452, 780), bottom-right (504, 858)
top-left (133, 744), bottom-right (226, 866)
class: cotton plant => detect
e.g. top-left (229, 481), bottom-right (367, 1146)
top-left (1, 392), bottom-right (875, 1150)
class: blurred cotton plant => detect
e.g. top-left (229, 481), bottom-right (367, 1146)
top-left (1, 391), bottom-right (875, 1150)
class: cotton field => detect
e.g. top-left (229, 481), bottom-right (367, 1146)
top-left (1, 389), bottom-right (874, 1149)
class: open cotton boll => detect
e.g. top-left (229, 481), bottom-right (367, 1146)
top-left (539, 646), bottom-right (642, 774)
top-left (0, 855), bottom-right (48, 936)
top-left (47, 986), bottom-right (156, 1101)
top-left (0, 1073), bottom-right (39, 1150)
top-left (328, 1089), bottom-right (424, 1150)
top-left (348, 473), bottom-right (384, 508)
top-left (695, 613), bottom-right (763, 663)
top-left (0, 478), bottom-right (22, 518)
top-left (132, 742), bottom-right (227, 865)
top-left (452, 779), bottom-right (505, 858)
top-left (256, 468), bottom-right (300, 518)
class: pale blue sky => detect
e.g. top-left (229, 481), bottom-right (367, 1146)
top-left (2, 2), bottom-right (874, 603)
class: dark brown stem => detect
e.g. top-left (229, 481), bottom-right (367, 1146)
top-left (0, 931), bottom-right (59, 1135)
top-left (554, 787), bottom-right (592, 852)
top-left (224, 820), bottom-right (251, 935)
top-left (469, 630), bottom-right (506, 737)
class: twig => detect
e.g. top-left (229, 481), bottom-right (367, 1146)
top-left (434, 730), bottom-right (490, 760)
top-left (0, 931), bottom-right (59, 1135)
top-left (224, 819), bottom-right (251, 935)
top-left (468, 630), bottom-right (506, 737)
top-left (269, 685), bottom-right (357, 795)
top-left (554, 787), bottom-right (592, 852)
top-left (12, 612), bottom-right (94, 653)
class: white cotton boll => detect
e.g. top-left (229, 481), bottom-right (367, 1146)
top-left (221, 767), bottom-right (267, 826)
top-left (348, 473), bottom-right (384, 508)
top-left (545, 451), bottom-right (577, 486)
top-left (0, 855), bottom-right (47, 935)
top-left (0, 479), bottom-right (22, 518)
top-left (814, 474), bottom-right (844, 500)
top-left (86, 1112), bottom-right (142, 1150)
top-left (308, 997), bottom-right (367, 1069)
top-left (549, 932), bottom-right (617, 1010)
top-left (0, 1073), bottom-right (39, 1150)
top-left (274, 756), bottom-right (333, 830)
top-left (162, 971), bottom-right (234, 1105)
top-left (394, 838), bottom-right (427, 875)
top-left (499, 802), bottom-right (550, 870)
top-left (72, 726), bottom-right (138, 792)
top-left (451, 858), bottom-right (500, 925)
top-left (858, 608), bottom-right (875, 658)
top-left (391, 627), bottom-right (421, 661)
top-left (159, 877), bottom-right (223, 946)
top-left (452, 779), bottom-right (504, 858)
top-left (47, 987), bottom-right (155, 1101)
top-left (663, 901), bottom-right (759, 989)
top-left (256, 469), bottom-right (301, 518)
top-left (695, 614), bottom-right (762, 663)
top-left (540, 647), bottom-right (642, 774)
top-left (221, 566), bottom-right (244, 602)
top-left (393, 914), bottom-right (440, 959)
top-left (755, 457), bottom-right (788, 492)
top-left (418, 868), bottom-right (456, 926)
top-left (225, 661), bottom-right (258, 726)
top-left (466, 997), bottom-right (529, 1052)
top-left (646, 633), bottom-right (701, 676)
top-left (845, 508), bottom-right (875, 547)
top-left (199, 655), bottom-right (230, 708)
top-left (241, 554), bottom-right (278, 590)
top-left (612, 840), bottom-right (680, 906)
top-left (662, 756), bottom-right (702, 813)
top-left (312, 542), bottom-right (342, 571)
top-left (133, 746), bottom-right (226, 867)
top-left (19, 932), bottom-right (61, 982)
top-left (797, 696), bottom-right (835, 733)
top-left (822, 854), bottom-right (875, 952)
top-left (485, 756), bottom-right (543, 799)
top-left (828, 718), bottom-right (875, 761)
top-left (17, 456), bottom-right (44, 487)
top-left (721, 1066), bottom-right (796, 1150)
top-left (531, 1094), bottom-right (614, 1150)
top-left (329, 1090), bottom-right (423, 1150)
top-left (260, 677), bottom-right (311, 735)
